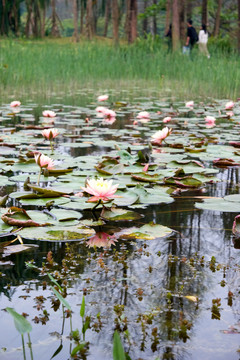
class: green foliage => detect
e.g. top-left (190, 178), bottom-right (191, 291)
top-left (6, 308), bottom-right (32, 334)
top-left (1, 37), bottom-right (240, 100)
top-left (113, 331), bottom-right (126, 360)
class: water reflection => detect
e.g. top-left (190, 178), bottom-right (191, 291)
top-left (0, 98), bottom-right (240, 360)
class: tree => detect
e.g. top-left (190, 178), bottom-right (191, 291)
top-left (202, 0), bottom-right (207, 26)
top-left (238, 0), bottom-right (240, 53)
top-left (172, 0), bottom-right (180, 50)
top-left (103, 0), bottom-right (111, 37)
top-left (73, 0), bottom-right (79, 41)
top-left (179, 0), bottom-right (186, 41)
top-left (125, 0), bottom-right (137, 44)
top-left (112, 0), bottom-right (119, 44)
top-left (164, 0), bottom-right (171, 35)
top-left (213, 0), bottom-right (222, 37)
top-left (86, 0), bottom-right (94, 39)
top-left (50, 0), bottom-right (61, 37)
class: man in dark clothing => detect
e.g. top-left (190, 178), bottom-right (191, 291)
top-left (186, 19), bottom-right (198, 57)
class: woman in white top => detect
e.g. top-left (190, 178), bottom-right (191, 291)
top-left (198, 24), bottom-right (210, 58)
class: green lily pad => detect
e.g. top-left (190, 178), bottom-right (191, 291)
top-left (195, 197), bottom-right (240, 212)
top-left (19, 197), bottom-right (71, 207)
top-left (101, 207), bottom-right (142, 221)
top-left (117, 223), bottom-right (174, 240)
top-left (18, 225), bottom-right (95, 242)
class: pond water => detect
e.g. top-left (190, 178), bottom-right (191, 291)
top-left (0, 92), bottom-right (239, 360)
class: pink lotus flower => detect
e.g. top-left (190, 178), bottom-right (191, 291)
top-left (185, 101), bottom-right (194, 108)
top-left (81, 177), bottom-right (119, 202)
top-left (34, 153), bottom-right (54, 170)
top-left (163, 116), bottom-right (171, 123)
top-left (104, 108), bottom-right (116, 118)
top-left (137, 111), bottom-right (150, 119)
top-left (226, 111), bottom-right (234, 118)
top-left (10, 101), bottom-right (21, 107)
top-left (98, 95), bottom-right (109, 102)
top-left (225, 101), bottom-right (234, 110)
top-left (86, 232), bottom-right (117, 248)
top-left (96, 106), bottom-right (107, 113)
top-left (42, 128), bottom-right (59, 140)
top-left (151, 127), bottom-right (172, 145)
top-left (42, 110), bottom-right (56, 118)
top-left (205, 115), bottom-right (216, 127)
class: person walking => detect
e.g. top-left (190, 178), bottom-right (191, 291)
top-left (198, 24), bottom-right (210, 58)
top-left (185, 19), bottom-right (198, 58)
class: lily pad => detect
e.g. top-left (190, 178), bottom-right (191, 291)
top-left (195, 198), bottom-right (240, 212)
top-left (101, 207), bottom-right (142, 221)
top-left (117, 223), bottom-right (174, 240)
top-left (18, 225), bottom-right (95, 242)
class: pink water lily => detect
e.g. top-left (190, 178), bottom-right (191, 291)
top-left (34, 152), bottom-right (54, 185)
top-left (10, 101), bottom-right (21, 107)
top-left (42, 128), bottom-right (59, 140)
top-left (34, 153), bottom-right (54, 170)
top-left (225, 101), bottom-right (234, 110)
top-left (151, 127), bottom-right (172, 145)
top-left (185, 101), bottom-right (194, 108)
top-left (86, 232), bottom-right (117, 248)
top-left (82, 177), bottom-right (119, 202)
top-left (104, 108), bottom-right (116, 119)
top-left (98, 95), bottom-right (109, 102)
top-left (137, 111), bottom-right (150, 119)
top-left (205, 115), bottom-right (216, 128)
top-left (42, 110), bottom-right (56, 118)
top-left (226, 111), bottom-right (234, 118)
top-left (163, 116), bottom-right (171, 123)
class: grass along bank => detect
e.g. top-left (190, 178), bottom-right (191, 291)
top-left (0, 37), bottom-right (240, 102)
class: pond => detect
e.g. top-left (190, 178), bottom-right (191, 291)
top-left (0, 93), bottom-right (239, 360)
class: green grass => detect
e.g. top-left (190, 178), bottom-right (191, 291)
top-left (0, 37), bottom-right (240, 102)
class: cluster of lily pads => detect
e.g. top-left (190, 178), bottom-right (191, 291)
top-left (0, 96), bottom-right (240, 246)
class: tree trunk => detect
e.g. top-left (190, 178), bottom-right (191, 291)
top-left (186, 0), bottom-right (192, 20)
top-left (165, 0), bottom-right (171, 35)
top-left (238, 0), bottom-right (240, 53)
top-left (80, 0), bottom-right (84, 34)
top-left (13, 0), bottom-right (20, 36)
top-left (112, 0), bottom-right (119, 45)
top-left (86, 0), bottom-right (94, 39)
top-left (153, 0), bottom-right (157, 36)
top-left (41, 5), bottom-right (46, 38)
top-left (103, 0), bottom-right (111, 36)
top-left (179, 0), bottom-right (185, 41)
top-left (202, 0), bottom-right (207, 25)
top-left (172, 0), bottom-right (180, 51)
top-left (51, 0), bottom-right (60, 37)
top-left (73, 0), bottom-right (79, 42)
top-left (126, 0), bottom-right (137, 44)
top-left (25, 0), bottom-right (33, 38)
top-left (213, 0), bottom-right (222, 37)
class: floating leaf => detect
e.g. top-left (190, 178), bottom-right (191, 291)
top-left (117, 223), bottom-right (174, 240)
top-left (195, 198), bottom-right (240, 212)
top-left (18, 225), bottom-right (95, 241)
top-left (101, 207), bottom-right (142, 221)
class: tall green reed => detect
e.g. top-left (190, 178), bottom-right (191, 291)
top-left (0, 38), bottom-right (239, 101)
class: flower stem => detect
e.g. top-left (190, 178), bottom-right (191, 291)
top-left (50, 140), bottom-right (54, 153)
top-left (37, 168), bottom-right (42, 185)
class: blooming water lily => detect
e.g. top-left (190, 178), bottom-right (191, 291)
top-left (34, 152), bottom-right (54, 185)
top-left (81, 177), bottom-right (119, 202)
top-left (42, 128), bottom-right (59, 152)
top-left (42, 110), bottom-right (56, 118)
top-left (98, 95), bottom-right (109, 102)
top-left (225, 101), bottom-right (234, 110)
top-left (10, 101), bottom-right (21, 107)
top-left (151, 127), bottom-right (172, 145)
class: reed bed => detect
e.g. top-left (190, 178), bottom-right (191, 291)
top-left (0, 38), bottom-right (239, 102)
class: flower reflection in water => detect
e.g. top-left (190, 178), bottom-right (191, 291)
top-left (86, 232), bottom-right (117, 248)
